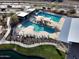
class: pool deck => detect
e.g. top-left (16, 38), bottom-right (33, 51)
top-left (16, 15), bottom-right (65, 40)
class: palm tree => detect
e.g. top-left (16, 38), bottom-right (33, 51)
top-left (10, 14), bottom-right (19, 27)
top-left (8, 12), bottom-right (15, 17)
top-left (67, 8), bottom-right (76, 15)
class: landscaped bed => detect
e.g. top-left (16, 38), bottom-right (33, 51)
top-left (0, 44), bottom-right (65, 59)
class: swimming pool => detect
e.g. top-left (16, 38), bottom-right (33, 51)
top-left (36, 11), bottom-right (62, 22)
top-left (16, 11), bottom-right (62, 33)
top-left (17, 21), bottom-right (55, 33)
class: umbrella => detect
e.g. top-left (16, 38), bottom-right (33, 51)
top-left (39, 31), bottom-right (49, 39)
top-left (43, 17), bottom-right (51, 22)
top-left (19, 31), bottom-right (23, 35)
top-left (31, 31), bottom-right (35, 37)
top-left (38, 33), bottom-right (42, 39)
top-left (27, 34), bottom-right (31, 37)
top-left (35, 35), bottom-right (38, 39)
top-left (35, 16), bottom-right (44, 22)
top-left (24, 34), bottom-right (26, 37)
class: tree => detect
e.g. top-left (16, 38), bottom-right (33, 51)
top-left (58, 10), bottom-right (66, 15)
top-left (10, 14), bottom-right (19, 26)
top-left (7, 12), bottom-right (15, 17)
top-left (67, 9), bottom-right (76, 14)
top-left (42, 7), bottom-right (46, 10)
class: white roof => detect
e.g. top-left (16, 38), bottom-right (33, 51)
top-left (27, 8), bottom-right (35, 12)
top-left (12, 5), bottom-right (22, 8)
top-left (17, 11), bottom-right (29, 17)
top-left (68, 18), bottom-right (79, 43)
top-left (0, 5), bottom-right (7, 8)
top-left (59, 17), bottom-right (79, 43)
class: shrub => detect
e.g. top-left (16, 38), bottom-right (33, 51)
top-left (67, 9), bottom-right (76, 14)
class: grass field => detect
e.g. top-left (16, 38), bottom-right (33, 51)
top-left (0, 44), bottom-right (65, 59)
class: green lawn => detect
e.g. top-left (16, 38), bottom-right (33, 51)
top-left (0, 44), bottom-right (65, 59)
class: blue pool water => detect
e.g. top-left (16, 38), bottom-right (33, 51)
top-left (20, 21), bottom-right (55, 33)
top-left (36, 11), bottom-right (61, 22)
top-left (17, 11), bottom-right (61, 33)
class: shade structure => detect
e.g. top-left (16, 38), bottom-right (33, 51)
top-left (26, 8), bottom-right (35, 12)
top-left (16, 11), bottom-right (29, 17)
top-left (43, 17), bottom-right (51, 22)
top-left (30, 31), bottom-right (35, 37)
top-left (18, 26), bottom-right (34, 36)
top-left (35, 16), bottom-right (44, 21)
top-left (24, 34), bottom-right (26, 37)
top-left (40, 31), bottom-right (49, 38)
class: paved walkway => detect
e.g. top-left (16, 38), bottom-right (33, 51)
top-left (0, 40), bottom-right (66, 52)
